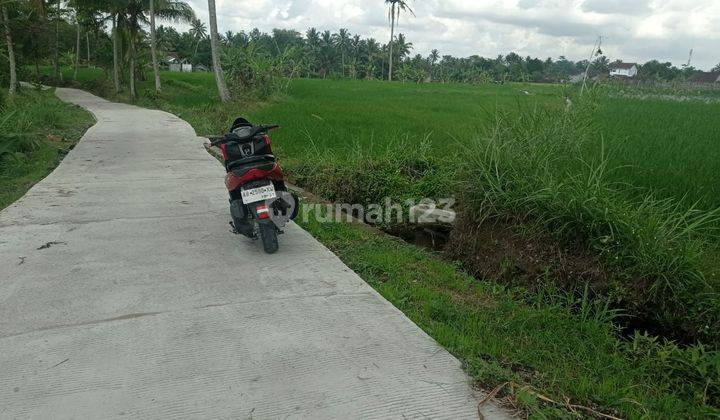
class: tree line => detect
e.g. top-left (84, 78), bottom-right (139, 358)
top-left (0, 0), bottom-right (231, 100)
top-left (2, 0), bottom-right (717, 101)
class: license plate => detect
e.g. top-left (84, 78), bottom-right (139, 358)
top-left (241, 184), bottom-right (276, 204)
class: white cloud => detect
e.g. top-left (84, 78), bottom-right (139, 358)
top-left (181, 0), bottom-right (720, 70)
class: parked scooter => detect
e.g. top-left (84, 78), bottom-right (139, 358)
top-left (210, 118), bottom-right (298, 253)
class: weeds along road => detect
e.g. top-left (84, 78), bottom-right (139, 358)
top-left (0, 88), bottom-right (511, 419)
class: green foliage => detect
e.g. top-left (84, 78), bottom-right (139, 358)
top-left (0, 87), bottom-right (93, 209)
top-left (222, 43), bottom-right (293, 99)
top-left (458, 100), bottom-right (720, 343)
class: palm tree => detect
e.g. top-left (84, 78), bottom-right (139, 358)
top-left (207, 0), bottom-right (230, 102)
top-left (319, 30), bottom-right (333, 78)
top-left (305, 27), bottom-right (320, 76)
top-left (394, 33), bottom-right (412, 62)
top-left (73, 12), bottom-right (80, 79)
top-left (89, 0), bottom-right (131, 93)
top-left (93, 0), bottom-right (124, 93)
top-left (349, 34), bottom-right (361, 78)
top-left (223, 30), bottom-right (234, 46)
top-left (68, 0), bottom-right (103, 79)
top-left (384, 0), bottom-right (414, 81)
top-left (1, 3), bottom-right (17, 95)
top-left (149, 0), bottom-right (160, 91)
top-left (189, 17), bottom-right (206, 57)
top-left (53, 0), bottom-right (62, 80)
top-left (365, 38), bottom-right (380, 79)
top-left (118, 0), bottom-right (193, 99)
top-left (148, 0), bottom-right (194, 93)
top-left (23, 0), bottom-right (61, 80)
top-left (429, 48), bottom-right (438, 80)
top-left (333, 28), bottom-right (350, 77)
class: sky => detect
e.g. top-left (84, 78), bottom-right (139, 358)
top-left (180, 0), bottom-right (720, 71)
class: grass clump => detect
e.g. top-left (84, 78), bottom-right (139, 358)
top-left (0, 87), bottom-right (93, 209)
top-left (287, 136), bottom-right (450, 202)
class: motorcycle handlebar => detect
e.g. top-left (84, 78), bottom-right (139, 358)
top-left (209, 125), bottom-right (280, 147)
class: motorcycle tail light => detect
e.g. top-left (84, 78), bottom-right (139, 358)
top-left (256, 203), bottom-right (270, 219)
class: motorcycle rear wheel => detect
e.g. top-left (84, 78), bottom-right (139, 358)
top-left (259, 222), bottom-right (279, 254)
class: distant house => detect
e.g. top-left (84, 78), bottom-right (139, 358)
top-left (610, 62), bottom-right (638, 78)
top-left (194, 64), bottom-right (209, 72)
top-left (165, 52), bottom-right (180, 64)
top-left (568, 73), bottom-right (585, 83)
top-left (169, 58), bottom-right (193, 72)
top-left (688, 72), bottom-right (720, 84)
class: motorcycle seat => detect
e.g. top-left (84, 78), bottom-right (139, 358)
top-left (228, 154), bottom-right (276, 173)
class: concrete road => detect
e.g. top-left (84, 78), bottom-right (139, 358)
top-left (0, 88), bottom-right (510, 419)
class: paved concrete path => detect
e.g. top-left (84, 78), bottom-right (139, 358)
top-left (0, 88), bottom-right (510, 419)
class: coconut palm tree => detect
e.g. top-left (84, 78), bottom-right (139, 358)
top-left (96, 0), bottom-right (123, 93)
top-left (364, 38), bottom-right (380, 79)
top-left (117, 0), bottom-right (193, 99)
top-left (394, 33), bottom-right (412, 62)
top-left (148, 0), bottom-right (194, 93)
top-left (428, 48), bottom-right (438, 80)
top-left (88, 0), bottom-right (130, 93)
top-left (319, 30), bottom-right (334, 78)
top-left (149, 0), bottom-right (160, 91)
top-left (207, 0), bottom-right (230, 102)
top-left (349, 34), bottom-right (361, 78)
top-left (223, 30), bottom-right (234, 46)
top-left (73, 12), bottom-right (80, 79)
top-left (189, 17), bottom-right (206, 57)
top-left (67, 0), bottom-right (102, 79)
top-left (22, 0), bottom-right (62, 79)
top-left (1, 3), bottom-right (17, 95)
top-left (333, 28), bottom-right (350, 77)
top-left (305, 27), bottom-right (320, 76)
top-left (384, 0), bottom-right (414, 81)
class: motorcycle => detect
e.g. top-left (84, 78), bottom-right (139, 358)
top-left (210, 117), bottom-right (298, 254)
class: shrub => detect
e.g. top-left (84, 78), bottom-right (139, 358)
top-left (223, 43), bottom-right (294, 99)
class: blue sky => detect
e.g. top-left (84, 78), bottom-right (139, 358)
top-left (179, 0), bottom-right (720, 70)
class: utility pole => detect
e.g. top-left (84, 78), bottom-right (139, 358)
top-left (580, 35), bottom-right (602, 96)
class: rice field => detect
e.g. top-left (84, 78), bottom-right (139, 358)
top-left (245, 78), bottom-right (720, 211)
top-left (53, 69), bottom-right (720, 211)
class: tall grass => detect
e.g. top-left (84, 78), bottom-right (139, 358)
top-left (458, 100), bottom-right (720, 343)
top-left (0, 87), bottom-right (93, 209)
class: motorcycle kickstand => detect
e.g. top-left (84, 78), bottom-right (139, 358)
top-left (229, 221), bottom-right (239, 234)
